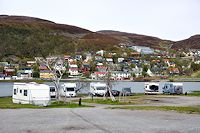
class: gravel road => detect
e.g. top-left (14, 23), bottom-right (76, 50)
top-left (0, 108), bottom-right (200, 133)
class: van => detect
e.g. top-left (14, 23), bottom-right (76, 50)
top-left (60, 83), bottom-right (76, 97)
top-left (162, 83), bottom-right (183, 94)
top-left (89, 82), bottom-right (107, 96)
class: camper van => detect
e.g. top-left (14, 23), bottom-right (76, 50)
top-left (162, 83), bottom-right (183, 94)
top-left (89, 82), bottom-right (107, 96)
top-left (144, 82), bottom-right (159, 94)
top-left (12, 82), bottom-right (51, 106)
top-left (60, 83), bottom-right (76, 97)
top-left (50, 86), bottom-right (57, 100)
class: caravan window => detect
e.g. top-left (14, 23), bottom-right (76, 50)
top-left (66, 88), bottom-right (75, 91)
top-left (14, 89), bottom-right (16, 95)
top-left (24, 90), bottom-right (27, 96)
top-left (50, 87), bottom-right (56, 92)
top-left (96, 87), bottom-right (106, 90)
top-left (20, 90), bottom-right (22, 93)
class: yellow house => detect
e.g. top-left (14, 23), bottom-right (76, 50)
top-left (40, 70), bottom-right (54, 79)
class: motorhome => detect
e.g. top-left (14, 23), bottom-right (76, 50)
top-left (60, 83), bottom-right (76, 97)
top-left (162, 83), bottom-right (183, 94)
top-left (50, 86), bottom-right (57, 100)
top-left (89, 82), bottom-right (107, 96)
top-left (12, 82), bottom-right (51, 106)
top-left (144, 82), bottom-right (159, 94)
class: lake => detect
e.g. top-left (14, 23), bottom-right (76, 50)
top-left (0, 81), bottom-right (200, 97)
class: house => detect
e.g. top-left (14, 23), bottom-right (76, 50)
top-left (40, 70), bottom-right (54, 79)
top-left (91, 72), bottom-right (107, 79)
top-left (96, 66), bottom-right (107, 72)
top-left (68, 64), bottom-right (79, 76)
top-left (17, 68), bottom-right (33, 79)
top-left (106, 58), bottom-right (113, 64)
top-left (131, 66), bottom-right (143, 77)
top-left (118, 58), bottom-right (124, 63)
top-left (111, 71), bottom-right (131, 80)
top-left (96, 50), bottom-right (105, 56)
top-left (4, 68), bottom-right (16, 76)
top-left (168, 67), bottom-right (180, 75)
top-left (27, 61), bottom-right (36, 67)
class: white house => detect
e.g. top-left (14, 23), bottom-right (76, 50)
top-left (111, 71), bottom-right (131, 80)
top-left (69, 64), bottom-right (79, 76)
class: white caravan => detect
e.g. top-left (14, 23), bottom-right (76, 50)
top-left (144, 82), bottom-right (159, 94)
top-left (60, 83), bottom-right (76, 97)
top-left (50, 86), bottom-right (57, 100)
top-left (89, 82), bottom-right (107, 96)
top-left (12, 82), bottom-right (51, 106)
top-left (162, 83), bottom-right (183, 94)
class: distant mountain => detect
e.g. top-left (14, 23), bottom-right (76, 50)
top-left (172, 35), bottom-right (200, 49)
top-left (0, 15), bottom-right (199, 59)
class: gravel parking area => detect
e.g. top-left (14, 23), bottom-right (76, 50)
top-left (0, 108), bottom-right (200, 133)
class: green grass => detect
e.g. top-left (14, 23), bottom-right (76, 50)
top-left (187, 91), bottom-right (200, 97)
top-left (108, 106), bottom-right (200, 114)
top-left (0, 97), bottom-right (90, 109)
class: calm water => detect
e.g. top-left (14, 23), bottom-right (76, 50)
top-left (0, 81), bottom-right (200, 97)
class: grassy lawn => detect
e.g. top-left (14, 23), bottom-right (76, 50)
top-left (0, 97), bottom-right (90, 109)
top-left (187, 91), bottom-right (200, 97)
top-left (108, 106), bottom-right (200, 114)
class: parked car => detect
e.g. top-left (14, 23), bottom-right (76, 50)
top-left (122, 87), bottom-right (133, 96)
top-left (106, 90), bottom-right (120, 97)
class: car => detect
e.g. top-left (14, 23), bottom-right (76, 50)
top-left (122, 87), bottom-right (133, 96)
top-left (106, 90), bottom-right (120, 97)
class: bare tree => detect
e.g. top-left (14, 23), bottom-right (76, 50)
top-left (103, 64), bottom-right (116, 101)
top-left (37, 56), bottom-right (66, 101)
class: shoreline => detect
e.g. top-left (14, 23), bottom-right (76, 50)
top-left (0, 78), bottom-right (200, 83)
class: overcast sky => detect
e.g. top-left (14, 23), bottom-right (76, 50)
top-left (0, 0), bottom-right (200, 41)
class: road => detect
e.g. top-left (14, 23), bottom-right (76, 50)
top-left (0, 108), bottom-right (200, 133)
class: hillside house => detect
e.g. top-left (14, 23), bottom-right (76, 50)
top-left (40, 70), bottom-right (54, 79)
top-left (69, 64), bottom-right (79, 76)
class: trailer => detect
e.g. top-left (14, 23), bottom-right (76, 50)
top-left (144, 82), bottom-right (159, 94)
top-left (12, 82), bottom-right (51, 106)
top-left (50, 86), bottom-right (57, 100)
top-left (60, 83), bottom-right (76, 97)
top-left (162, 83), bottom-right (183, 94)
top-left (89, 82), bottom-right (107, 96)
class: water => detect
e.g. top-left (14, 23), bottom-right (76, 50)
top-left (0, 81), bottom-right (200, 97)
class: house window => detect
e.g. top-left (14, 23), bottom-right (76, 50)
top-left (24, 90), bottom-right (27, 96)
top-left (20, 90), bottom-right (22, 93)
top-left (14, 89), bottom-right (16, 95)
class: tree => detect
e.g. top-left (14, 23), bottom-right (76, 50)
top-left (37, 56), bottom-right (66, 101)
top-left (103, 64), bottom-right (116, 101)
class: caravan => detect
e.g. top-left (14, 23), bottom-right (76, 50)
top-left (144, 82), bottom-right (159, 94)
top-left (50, 86), bottom-right (57, 100)
top-left (60, 83), bottom-right (76, 97)
top-left (12, 82), bottom-right (51, 106)
top-left (89, 82), bottom-right (107, 96)
top-left (162, 83), bottom-right (183, 94)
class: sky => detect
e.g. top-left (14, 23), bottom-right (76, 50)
top-left (0, 0), bottom-right (200, 41)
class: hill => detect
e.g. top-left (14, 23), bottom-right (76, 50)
top-left (172, 35), bottom-right (200, 49)
top-left (0, 15), bottom-right (200, 59)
